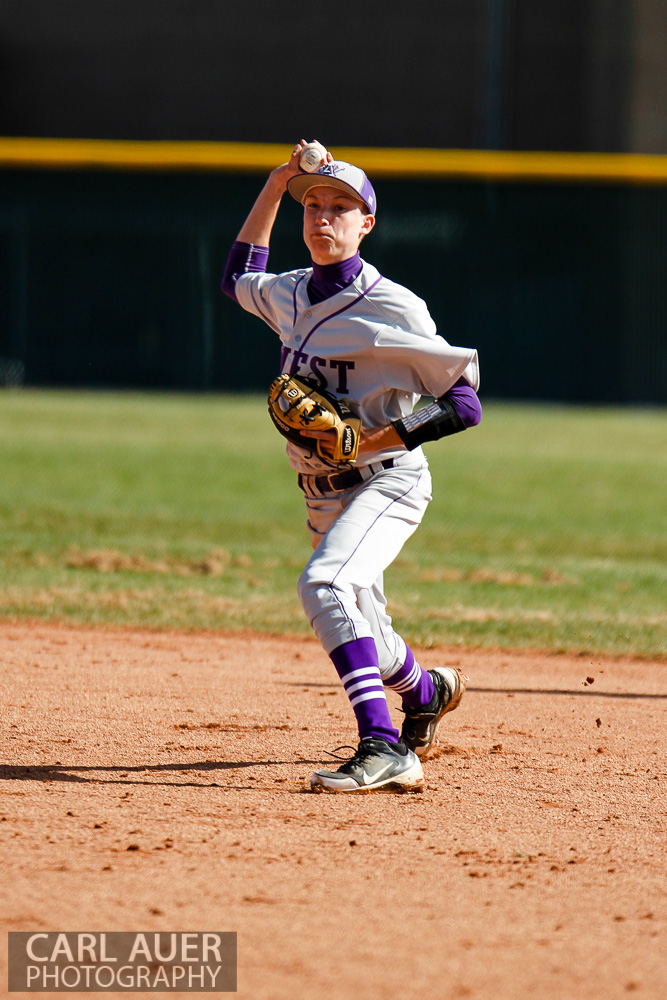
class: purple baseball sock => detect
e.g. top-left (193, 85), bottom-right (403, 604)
top-left (329, 638), bottom-right (399, 743)
top-left (384, 646), bottom-right (435, 710)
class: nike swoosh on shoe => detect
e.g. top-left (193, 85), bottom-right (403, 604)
top-left (362, 762), bottom-right (393, 785)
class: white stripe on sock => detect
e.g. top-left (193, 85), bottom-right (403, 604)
top-left (345, 677), bottom-right (385, 696)
top-left (386, 663), bottom-right (421, 693)
top-left (342, 666), bottom-right (381, 683)
top-left (349, 690), bottom-right (387, 708)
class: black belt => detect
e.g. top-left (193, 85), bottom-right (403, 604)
top-left (298, 459), bottom-right (397, 496)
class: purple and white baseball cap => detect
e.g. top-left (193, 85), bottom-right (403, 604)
top-left (287, 160), bottom-right (377, 214)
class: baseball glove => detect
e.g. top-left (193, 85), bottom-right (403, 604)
top-left (268, 374), bottom-right (361, 463)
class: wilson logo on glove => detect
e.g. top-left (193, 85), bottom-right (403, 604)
top-left (341, 426), bottom-right (356, 457)
top-left (268, 374), bottom-right (361, 464)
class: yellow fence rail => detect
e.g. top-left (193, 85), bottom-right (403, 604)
top-left (2, 136), bottom-right (667, 185)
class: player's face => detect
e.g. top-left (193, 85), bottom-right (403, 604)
top-left (302, 186), bottom-right (375, 264)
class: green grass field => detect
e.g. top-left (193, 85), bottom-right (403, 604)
top-left (1, 389), bottom-right (665, 657)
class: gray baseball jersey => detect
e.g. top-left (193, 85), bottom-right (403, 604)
top-left (235, 259), bottom-right (479, 475)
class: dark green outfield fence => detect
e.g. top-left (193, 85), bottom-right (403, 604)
top-left (1, 167), bottom-right (666, 403)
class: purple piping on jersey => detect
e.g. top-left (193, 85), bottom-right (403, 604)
top-left (221, 241), bottom-right (270, 302)
top-left (308, 253), bottom-right (362, 304)
top-left (297, 275), bottom-right (383, 357)
top-left (292, 273), bottom-right (308, 328)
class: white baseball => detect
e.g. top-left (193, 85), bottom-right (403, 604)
top-left (299, 141), bottom-right (328, 173)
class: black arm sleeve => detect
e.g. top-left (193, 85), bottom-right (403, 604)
top-left (392, 397), bottom-right (467, 451)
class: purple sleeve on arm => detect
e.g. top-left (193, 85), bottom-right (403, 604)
top-left (221, 240), bottom-right (270, 302)
top-left (442, 376), bottom-right (482, 428)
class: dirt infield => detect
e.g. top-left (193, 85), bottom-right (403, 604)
top-left (0, 621), bottom-right (665, 1000)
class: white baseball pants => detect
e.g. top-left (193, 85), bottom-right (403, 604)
top-left (297, 457), bottom-right (432, 675)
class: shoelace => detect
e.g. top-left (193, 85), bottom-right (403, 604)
top-left (323, 745), bottom-right (358, 762)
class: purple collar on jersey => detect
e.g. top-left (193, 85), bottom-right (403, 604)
top-left (308, 253), bottom-right (362, 304)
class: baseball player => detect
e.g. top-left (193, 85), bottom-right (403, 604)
top-left (222, 140), bottom-right (481, 793)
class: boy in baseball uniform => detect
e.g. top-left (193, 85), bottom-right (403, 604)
top-left (222, 140), bottom-right (481, 792)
